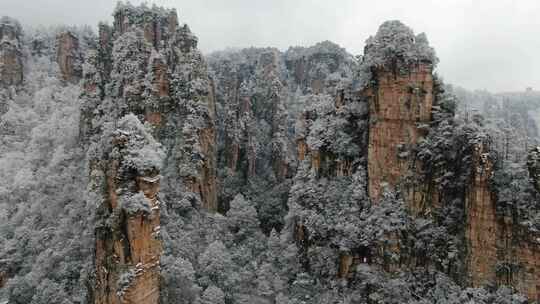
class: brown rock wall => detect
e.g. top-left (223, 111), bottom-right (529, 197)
top-left (95, 170), bottom-right (162, 304)
top-left (465, 144), bottom-right (540, 301)
top-left (56, 31), bottom-right (82, 83)
top-left (199, 125), bottom-right (218, 211)
top-left (465, 143), bottom-right (498, 286)
top-left (367, 64), bottom-right (433, 207)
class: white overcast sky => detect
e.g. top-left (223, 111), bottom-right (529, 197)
top-left (2, 0), bottom-right (540, 92)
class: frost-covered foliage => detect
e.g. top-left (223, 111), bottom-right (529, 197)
top-left (115, 114), bottom-right (165, 172)
top-left (492, 161), bottom-right (540, 232)
top-left (208, 47), bottom-right (293, 231)
top-left (226, 194), bottom-right (260, 237)
top-left (288, 171), bottom-right (403, 251)
top-left (160, 192), bottom-right (298, 303)
top-left (284, 40), bottom-right (357, 94)
top-left (196, 285), bottom-right (225, 304)
top-left (113, 1), bottom-right (178, 32)
top-left (343, 267), bottom-right (527, 304)
top-left (454, 86), bottom-right (540, 163)
top-left (120, 191), bottom-right (152, 214)
top-left (85, 113), bottom-right (165, 194)
top-left (22, 24), bottom-right (95, 60)
top-left (416, 84), bottom-right (489, 209)
top-left (302, 93), bottom-right (365, 159)
top-left (79, 1), bottom-right (217, 214)
top-left (358, 20), bottom-right (438, 87)
top-left (0, 30), bottom-right (92, 303)
top-left (208, 42), bottom-right (359, 234)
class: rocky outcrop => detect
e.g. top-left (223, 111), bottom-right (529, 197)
top-left (56, 31), bottom-right (83, 83)
top-left (92, 115), bottom-right (164, 304)
top-left (0, 16), bottom-right (23, 88)
top-left (497, 233), bottom-right (540, 301)
top-left (84, 4), bottom-right (218, 303)
top-left (361, 21), bottom-right (438, 213)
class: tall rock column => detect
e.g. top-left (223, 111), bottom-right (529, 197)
top-left (92, 115), bottom-right (164, 304)
top-left (465, 142), bottom-right (498, 286)
top-left (83, 4), bottom-right (218, 303)
top-left (465, 141), bottom-right (540, 300)
top-left (361, 21), bottom-right (438, 211)
top-left (81, 4), bottom-right (217, 211)
top-left (56, 31), bottom-right (83, 83)
top-left (0, 16), bottom-right (23, 88)
top-left (366, 63), bottom-right (434, 206)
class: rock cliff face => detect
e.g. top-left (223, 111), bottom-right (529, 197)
top-left (366, 63), bottom-right (434, 208)
top-left (0, 16), bottom-right (23, 88)
top-left (465, 143), bottom-right (540, 300)
top-left (465, 141), bottom-right (498, 286)
top-left (0, 271), bottom-right (5, 288)
top-left (56, 31), bottom-right (83, 83)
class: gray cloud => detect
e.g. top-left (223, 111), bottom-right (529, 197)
top-left (2, 0), bottom-right (539, 92)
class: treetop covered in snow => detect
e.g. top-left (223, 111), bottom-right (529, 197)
top-left (284, 40), bottom-right (354, 63)
top-left (114, 114), bottom-right (165, 173)
top-left (362, 20), bottom-right (438, 73)
top-left (114, 1), bottom-right (177, 21)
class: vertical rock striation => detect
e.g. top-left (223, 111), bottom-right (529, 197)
top-left (527, 147), bottom-right (540, 193)
top-left (465, 141), bottom-right (498, 286)
top-left (465, 143), bottom-right (540, 300)
top-left (365, 63), bottom-right (434, 208)
top-left (362, 21), bottom-right (437, 209)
